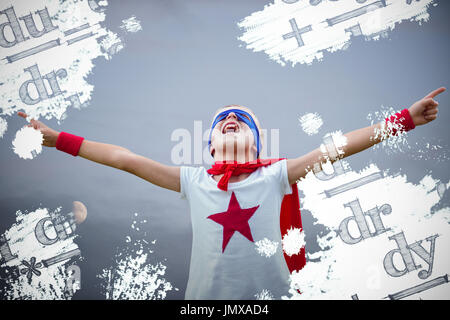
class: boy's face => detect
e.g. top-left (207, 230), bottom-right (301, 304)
top-left (209, 107), bottom-right (259, 161)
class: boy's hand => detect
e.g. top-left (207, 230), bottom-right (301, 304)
top-left (17, 112), bottom-right (60, 147)
top-left (408, 87), bottom-right (446, 126)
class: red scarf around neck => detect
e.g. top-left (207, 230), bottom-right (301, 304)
top-left (207, 158), bottom-right (306, 277)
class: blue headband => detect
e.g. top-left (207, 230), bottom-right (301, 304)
top-left (208, 108), bottom-right (261, 158)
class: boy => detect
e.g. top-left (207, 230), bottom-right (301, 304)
top-left (17, 86), bottom-right (445, 299)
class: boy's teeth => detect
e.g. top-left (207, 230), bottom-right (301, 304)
top-left (224, 124), bottom-right (238, 133)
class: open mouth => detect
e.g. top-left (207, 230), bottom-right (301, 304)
top-left (222, 121), bottom-right (240, 134)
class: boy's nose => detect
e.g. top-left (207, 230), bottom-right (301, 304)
top-left (226, 112), bottom-right (237, 120)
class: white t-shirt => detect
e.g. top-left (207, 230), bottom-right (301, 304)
top-left (180, 159), bottom-right (293, 300)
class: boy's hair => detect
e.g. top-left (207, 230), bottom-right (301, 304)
top-left (210, 104), bottom-right (264, 158)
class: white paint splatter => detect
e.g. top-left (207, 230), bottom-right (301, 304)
top-left (255, 238), bottom-right (279, 258)
top-left (120, 16), bottom-right (142, 33)
top-left (436, 181), bottom-right (446, 199)
top-left (0, 117), bottom-right (7, 138)
top-left (1, 207), bottom-right (81, 300)
top-left (420, 175), bottom-right (436, 193)
top-left (283, 163), bottom-right (450, 300)
top-left (0, 0), bottom-right (122, 132)
top-left (98, 213), bottom-right (177, 300)
top-left (99, 30), bottom-right (124, 60)
top-left (299, 112), bottom-right (323, 135)
top-left (282, 227), bottom-right (305, 257)
top-left (367, 107), bottom-right (449, 162)
top-left (369, 106), bottom-right (411, 154)
top-left (238, 0), bottom-right (435, 67)
top-left (255, 289), bottom-right (274, 300)
top-left (12, 127), bottom-right (43, 159)
top-left (100, 251), bottom-right (173, 300)
top-left (328, 130), bottom-right (348, 153)
top-left (409, 139), bottom-right (450, 162)
top-left (317, 130), bottom-right (348, 166)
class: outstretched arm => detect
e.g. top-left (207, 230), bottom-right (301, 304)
top-left (17, 112), bottom-right (180, 192)
top-left (287, 87), bottom-right (446, 185)
top-left (77, 139), bottom-right (180, 192)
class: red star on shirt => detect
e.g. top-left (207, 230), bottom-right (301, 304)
top-left (207, 192), bottom-right (260, 253)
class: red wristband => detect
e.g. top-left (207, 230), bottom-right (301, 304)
top-left (385, 108), bottom-right (415, 136)
top-left (55, 132), bottom-right (84, 156)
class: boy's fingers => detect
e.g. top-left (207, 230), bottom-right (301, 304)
top-left (18, 111), bottom-right (27, 118)
top-left (424, 109), bottom-right (438, 116)
top-left (423, 98), bottom-right (438, 108)
top-left (17, 111), bottom-right (39, 126)
top-left (424, 87), bottom-right (446, 99)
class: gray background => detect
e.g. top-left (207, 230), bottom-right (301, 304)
top-left (0, 0), bottom-right (449, 299)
